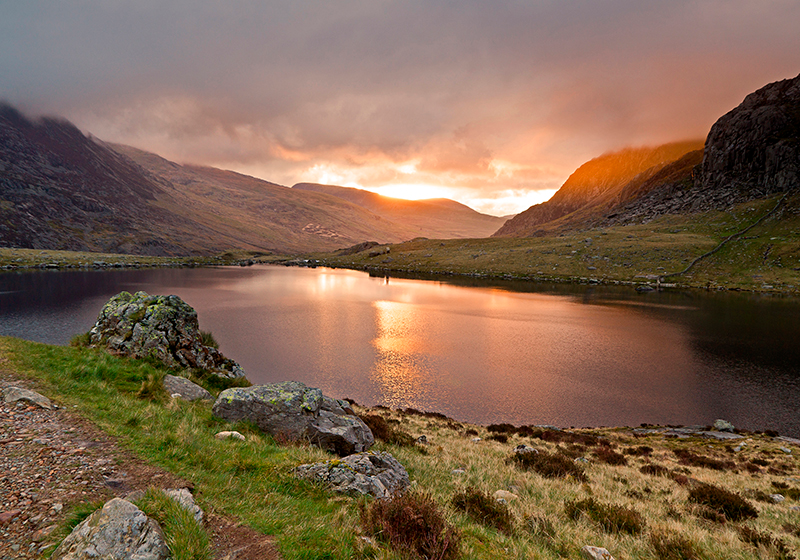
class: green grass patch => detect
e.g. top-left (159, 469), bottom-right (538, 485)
top-left (134, 488), bottom-right (211, 560)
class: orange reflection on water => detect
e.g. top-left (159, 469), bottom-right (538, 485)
top-left (370, 300), bottom-right (429, 409)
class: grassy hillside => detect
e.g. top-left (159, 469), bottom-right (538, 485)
top-left (2, 337), bottom-right (799, 559)
top-left (310, 193), bottom-right (800, 294)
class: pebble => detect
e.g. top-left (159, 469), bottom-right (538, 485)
top-left (215, 431), bottom-right (246, 441)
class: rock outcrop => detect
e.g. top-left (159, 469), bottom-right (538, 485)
top-left (294, 451), bottom-right (410, 498)
top-left (90, 291), bottom-right (246, 380)
top-left (701, 73), bottom-right (800, 197)
top-left (212, 381), bottom-right (374, 455)
top-left (51, 498), bottom-right (169, 560)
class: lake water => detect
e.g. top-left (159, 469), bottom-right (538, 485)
top-left (1, 265), bottom-right (799, 436)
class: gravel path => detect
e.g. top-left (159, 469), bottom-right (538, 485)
top-left (0, 373), bottom-right (280, 560)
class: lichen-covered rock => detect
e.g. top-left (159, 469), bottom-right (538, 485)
top-left (294, 451), bottom-right (410, 498)
top-left (51, 498), bottom-right (169, 560)
top-left (212, 381), bottom-right (373, 455)
top-left (90, 291), bottom-right (245, 380)
top-left (163, 374), bottom-right (212, 401)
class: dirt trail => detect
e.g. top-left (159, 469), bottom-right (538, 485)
top-left (0, 371), bottom-right (280, 560)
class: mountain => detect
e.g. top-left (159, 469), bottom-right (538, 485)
top-left (493, 140), bottom-right (704, 236)
top-left (494, 72), bottom-right (800, 237)
top-left (292, 182), bottom-right (507, 238)
top-left (110, 145), bottom-right (424, 253)
top-left (0, 105), bottom-right (447, 255)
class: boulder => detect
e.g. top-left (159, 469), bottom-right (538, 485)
top-left (713, 419), bottom-right (735, 432)
top-left (51, 498), bottom-right (169, 560)
top-left (163, 375), bottom-right (212, 401)
top-left (294, 451), bottom-right (410, 498)
top-left (212, 381), bottom-right (373, 455)
top-left (89, 291), bottom-right (246, 380)
top-left (1, 386), bottom-right (53, 409)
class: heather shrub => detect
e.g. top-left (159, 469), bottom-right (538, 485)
top-left (361, 491), bottom-right (460, 560)
top-left (452, 486), bottom-right (514, 534)
top-left (565, 497), bottom-right (644, 535)
top-left (594, 446), bottom-right (628, 466)
top-left (649, 530), bottom-right (700, 560)
top-left (512, 449), bottom-right (587, 482)
top-left (359, 414), bottom-right (416, 447)
top-left (688, 483), bottom-right (757, 521)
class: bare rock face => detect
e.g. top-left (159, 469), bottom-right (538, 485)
top-left (212, 382), bottom-right (374, 455)
top-left (701, 73), bottom-right (800, 197)
top-left (90, 291), bottom-right (246, 380)
top-left (51, 498), bottom-right (169, 560)
top-left (294, 451), bottom-right (410, 498)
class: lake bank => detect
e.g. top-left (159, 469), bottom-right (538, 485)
top-left (2, 335), bottom-right (799, 560)
top-left (3, 264), bottom-right (800, 437)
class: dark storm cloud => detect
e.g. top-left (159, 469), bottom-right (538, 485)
top-left (2, 0), bottom-right (799, 214)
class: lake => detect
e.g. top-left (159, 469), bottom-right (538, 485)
top-left (1, 265), bottom-right (798, 436)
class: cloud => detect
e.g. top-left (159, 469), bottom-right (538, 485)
top-left (1, 0), bottom-right (799, 214)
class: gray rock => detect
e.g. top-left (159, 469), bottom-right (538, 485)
top-left (1, 387), bottom-right (53, 409)
top-left (163, 375), bottom-right (212, 401)
top-left (212, 381), bottom-right (373, 455)
top-left (294, 451), bottom-right (410, 498)
top-left (89, 291), bottom-right (246, 380)
top-left (713, 419), bottom-right (735, 432)
top-left (770, 494), bottom-right (786, 504)
top-left (581, 546), bottom-right (615, 560)
top-left (164, 488), bottom-right (203, 523)
top-left (701, 431), bottom-right (743, 441)
top-left (51, 498), bottom-right (169, 560)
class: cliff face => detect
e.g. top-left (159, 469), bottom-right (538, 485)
top-left (701, 73), bottom-right (800, 197)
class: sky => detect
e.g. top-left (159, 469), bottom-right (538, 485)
top-left (1, 1), bottom-right (799, 216)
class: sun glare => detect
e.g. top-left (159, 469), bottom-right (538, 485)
top-left (363, 184), bottom-right (455, 201)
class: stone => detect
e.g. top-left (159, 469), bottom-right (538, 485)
top-left (713, 419), bottom-right (735, 432)
top-left (294, 451), bottom-right (410, 498)
top-left (701, 431), bottom-right (743, 441)
top-left (89, 291), bottom-right (246, 380)
top-left (164, 488), bottom-right (203, 523)
top-left (32, 524), bottom-right (57, 542)
top-left (417, 435), bottom-right (428, 445)
top-left (163, 375), bottom-right (212, 401)
top-left (493, 490), bottom-right (519, 502)
top-left (451, 468), bottom-right (466, 475)
top-left (770, 494), bottom-right (786, 503)
top-left (581, 545), bottom-right (615, 560)
top-left (212, 381), bottom-right (373, 455)
top-left (51, 498), bottom-right (169, 560)
top-left (1, 387), bottom-right (53, 409)
top-left (216, 430), bottom-right (246, 441)
top-left (780, 447), bottom-right (793, 454)
top-left (0, 509), bottom-right (21, 524)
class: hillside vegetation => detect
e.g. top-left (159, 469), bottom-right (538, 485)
top-left (2, 337), bottom-right (799, 559)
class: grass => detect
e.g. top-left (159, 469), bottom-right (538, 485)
top-left (564, 497), bottom-right (645, 535)
top-left (3, 335), bottom-right (800, 559)
top-left (134, 488), bottom-right (211, 560)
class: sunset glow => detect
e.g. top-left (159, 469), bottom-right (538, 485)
top-left (2, 2), bottom-right (798, 216)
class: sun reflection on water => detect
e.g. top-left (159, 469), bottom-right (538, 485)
top-left (370, 300), bottom-right (432, 409)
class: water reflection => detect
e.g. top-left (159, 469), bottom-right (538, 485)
top-left (1, 265), bottom-right (799, 436)
top-left (370, 300), bottom-right (432, 409)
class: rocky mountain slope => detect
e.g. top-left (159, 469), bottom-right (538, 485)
top-left (495, 72), bottom-right (800, 237)
top-left (0, 105), bottom-right (499, 255)
top-left (293, 182), bottom-right (506, 239)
